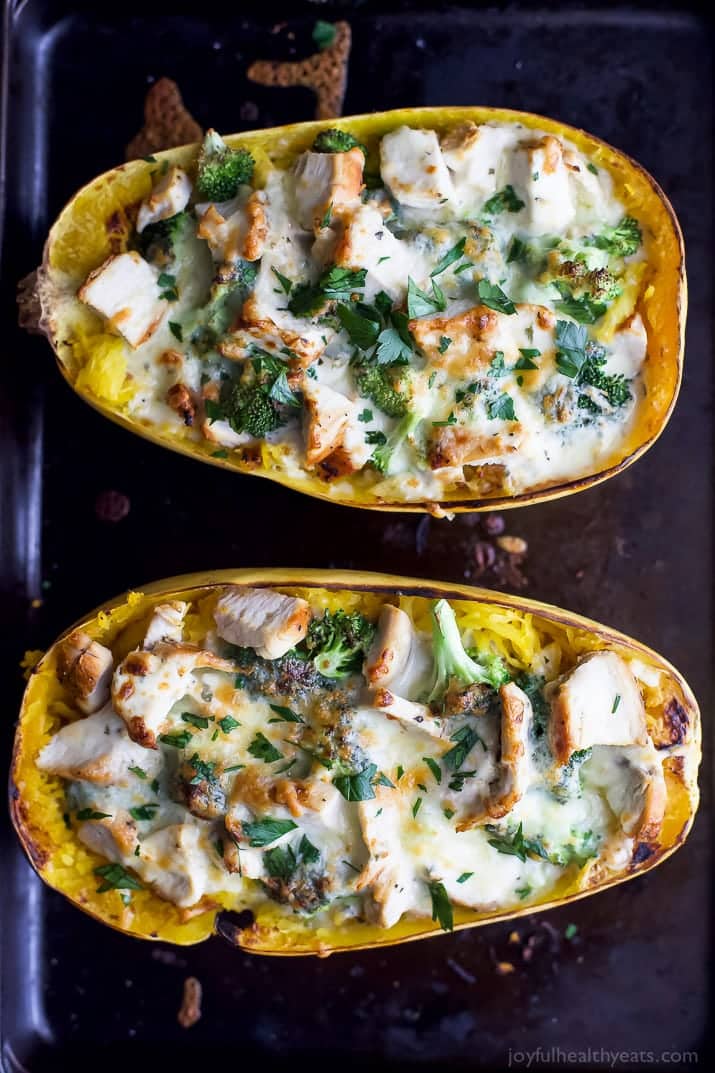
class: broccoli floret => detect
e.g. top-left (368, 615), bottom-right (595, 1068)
top-left (313, 129), bottom-right (367, 155)
top-left (371, 411), bottom-right (421, 475)
top-left (301, 610), bottom-right (376, 679)
top-left (191, 262), bottom-right (258, 352)
top-left (136, 210), bottom-right (192, 265)
top-left (551, 260), bottom-right (620, 301)
top-left (355, 364), bottom-right (410, 417)
top-left (466, 648), bottom-right (511, 689)
top-left (218, 379), bottom-right (282, 438)
top-left (427, 599), bottom-right (509, 706)
top-left (515, 672), bottom-right (549, 738)
top-left (585, 216), bottom-right (642, 258)
top-left (196, 129), bottom-right (254, 202)
top-left (578, 344), bottom-right (632, 408)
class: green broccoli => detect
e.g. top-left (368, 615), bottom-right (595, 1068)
top-left (355, 364), bottom-right (410, 417)
top-left (136, 210), bottom-right (192, 265)
top-left (312, 129), bottom-right (367, 155)
top-left (191, 262), bottom-right (258, 352)
top-left (585, 216), bottom-right (642, 258)
top-left (218, 379), bottom-right (281, 439)
top-left (196, 129), bottom-right (254, 202)
top-left (550, 261), bottom-right (620, 302)
top-left (578, 344), bottom-right (632, 408)
top-left (301, 610), bottom-right (376, 679)
top-left (427, 599), bottom-right (509, 706)
top-left (371, 411), bottom-right (421, 475)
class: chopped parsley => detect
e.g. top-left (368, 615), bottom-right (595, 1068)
top-left (438, 335), bottom-right (452, 354)
top-left (487, 393), bottom-right (517, 422)
top-left (248, 733), bottom-right (283, 763)
top-left (129, 803), bottom-right (160, 821)
top-left (268, 703), bottom-right (304, 724)
top-left (271, 266), bottom-right (293, 294)
top-left (94, 863), bottom-right (143, 893)
top-left (457, 872), bottom-right (473, 884)
top-left (242, 818), bottom-right (298, 847)
top-left (554, 319), bottom-right (589, 378)
top-left (159, 730), bottom-right (192, 749)
top-left (423, 757), bottom-right (442, 784)
top-left (407, 276), bottom-right (446, 318)
top-left (477, 278), bottom-right (516, 315)
top-left (412, 797), bottom-right (423, 818)
top-left (181, 712), bottom-right (209, 730)
top-left (428, 880), bottom-right (454, 932)
top-left (219, 714), bottom-right (241, 733)
top-left (430, 237), bottom-right (467, 277)
top-left (612, 694), bottom-right (621, 713)
top-left (357, 408), bottom-right (373, 423)
top-left (128, 766), bottom-right (147, 780)
top-left (334, 763), bottom-right (378, 802)
top-left (76, 808), bottom-right (111, 821)
top-left (168, 321), bottom-right (183, 342)
top-left (443, 725), bottom-right (483, 771)
top-left (482, 185), bottom-right (524, 215)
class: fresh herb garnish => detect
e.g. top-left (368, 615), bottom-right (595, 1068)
top-left (438, 335), bottom-right (452, 354)
top-left (430, 238), bottom-right (467, 277)
top-left (243, 818), bottom-right (298, 847)
top-left (128, 766), bottom-right (147, 780)
top-left (412, 797), bottom-right (423, 818)
top-left (457, 872), bottom-right (474, 884)
top-left (487, 393), bottom-right (517, 422)
top-left (248, 732), bottom-right (283, 763)
top-left (428, 880), bottom-right (454, 932)
top-left (554, 319), bottom-right (589, 378)
top-left (181, 712), bottom-right (209, 730)
top-left (219, 714), bottom-right (241, 733)
top-left (486, 822), bottom-right (550, 863)
top-left (159, 730), bottom-right (192, 749)
top-left (516, 884), bottom-right (532, 900)
top-left (94, 863), bottom-right (143, 893)
top-left (423, 757), bottom-right (442, 784)
top-left (129, 803), bottom-right (160, 821)
top-left (477, 278), bottom-right (516, 315)
top-left (271, 266), bottom-right (293, 294)
top-left (334, 763), bottom-right (378, 802)
top-left (443, 726), bottom-right (482, 770)
top-left (168, 321), bottom-right (183, 342)
top-left (268, 703), bottom-right (304, 724)
top-left (407, 277), bottom-right (447, 318)
top-left (288, 265), bottom-right (366, 317)
top-left (76, 808), bottom-right (111, 821)
top-left (482, 185), bottom-right (525, 216)
top-left (612, 694), bottom-right (621, 713)
top-left (358, 408), bottom-right (373, 423)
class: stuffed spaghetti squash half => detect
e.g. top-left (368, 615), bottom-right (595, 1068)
top-left (34, 108), bottom-right (684, 513)
top-left (12, 570), bottom-right (700, 954)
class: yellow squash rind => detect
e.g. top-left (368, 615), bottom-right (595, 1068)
top-left (12, 569), bottom-right (700, 954)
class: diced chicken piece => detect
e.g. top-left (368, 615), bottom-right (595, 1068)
top-left (365, 687), bottom-right (445, 740)
top-left (333, 203), bottom-right (426, 302)
top-left (355, 791), bottom-right (421, 928)
top-left (55, 630), bottom-right (114, 715)
top-left (78, 810), bottom-right (139, 859)
top-left (547, 651), bottom-right (648, 767)
top-left (585, 742), bottom-right (666, 844)
top-left (429, 426), bottom-right (523, 471)
top-left (380, 127), bottom-right (455, 210)
top-left (226, 769), bottom-right (342, 838)
top-left (143, 601), bottom-right (188, 648)
top-left (457, 682), bottom-right (533, 830)
top-left (563, 148), bottom-right (608, 217)
top-left (220, 291), bottom-right (328, 367)
top-left (510, 135), bottom-right (574, 232)
top-left (604, 313), bottom-right (648, 379)
top-left (303, 380), bottom-right (372, 473)
top-left (213, 586), bottom-right (311, 660)
top-left (136, 165), bottom-right (192, 233)
top-left (196, 190), bottom-right (268, 263)
top-left (293, 147), bottom-right (364, 232)
top-left (412, 302), bottom-right (555, 380)
top-left (37, 707), bottom-right (162, 786)
top-left (138, 823), bottom-right (211, 907)
top-left (112, 642), bottom-right (235, 748)
top-left (364, 604), bottom-right (432, 697)
top-left (440, 122), bottom-right (514, 206)
top-left (78, 252), bottom-right (166, 348)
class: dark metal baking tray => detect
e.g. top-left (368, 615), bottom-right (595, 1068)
top-left (1, 2), bottom-right (712, 1070)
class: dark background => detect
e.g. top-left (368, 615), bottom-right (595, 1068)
top-left (1, 3), bottom-right (712, 1070)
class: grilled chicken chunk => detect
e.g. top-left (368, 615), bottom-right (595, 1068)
top-left (37, 707), bottom-right (162, 786)
top-left (78, 810), bottom-right (139, 858)
top-left (213, 586), bottom-right (311, 659)
top-left (547, 651), bottom-right (648, 766)
top-left (333, 203), bottom-right (423, 302)
top-left (293, 147), bottom-right (364, 232)
top-left (366, 687), bottom-right (445, 740)
top-left (440, 121), bottom-right (513, 204)
top-left (356, 790), bottom-right (421, 928)
top-left (112, 643), bottom-right (235, 748)
top-left (380, 126), bottom-right (455, 210)
top-left (143, 601), bottom-right (188, 648)
top-left (585, 742), bottom-right (666, 844)
top-left (303, 380), bottom-right (372, 472)
top-left (138, 823), bottom-right (212, 907)
top-left (78, 252), bottom-right (166, 348)
top-left (510, 135), bottom-right (574, 232)
top-left (456, 682), bottom-right (533, 830)
top-left (429, 427), bottom-right (523, 470)
top-left (55, 630), bottom-right (114, 715)
top-left (196, 190), bottom-right (268, 264)
top-left (136, 165), bottom-right (192, 233)
top-left (364, 604), bottom-right (432, 697)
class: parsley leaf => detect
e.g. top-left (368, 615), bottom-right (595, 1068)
top-left (269, 370), bottom-right (302, 408)
top-left (168, 321), bottom-right (183, 342)
top-left (477, 278), bottom-right (516, 315)
top-left (358, 408), bottom-right (373, 423)
top-left (487, 393), bottom-right (517, 422)
top-left (412, 797), bottom-right (423, 818)
top-left (219, 714), bottom-right (241, 733)
top-left (299, 835), bottom-right (321, 864)
top-left (129, 803), bottom-right (160, 821)
top-left (514, 348), bottom-right (540, 370)
top-left (128, 766), bottom-right (147, 780)
top-left (94, 863), bottom-right (143, 893)
top-left (336, 302), bottom-right (381, 349)
top-left (375, 326), bottom-right (412, 365)
top-left (423, 757), bottom-right (442, 784)
top-left (438, 335), bottom-right (452, 354)
top-left (430, 237), bottom-right (466, 277)
top-left (248, 732), bottom-right (283, 763)
top-left (428, 880), bottom-right (454, 932)
top-left (181, 712), bottom-right (209, 730)
top-left (159, 730), bottom-right (192, 749)
top-left (554, 319), bottom-right (589, 378)
top-left (407, 277), bottom-right (447, 318)
top-left (242, 818), bottom-right (298, 847)
top-left (268, 704), bottom-right (304, 724)
top-left (553, 282), bottom-right (606, 324)
top-left (482, 185), bottom-right (525, 215)
top-left (443, 726), bottom-right (482, 770)
top-left (271, 266), bottom-right (293, 294)
top-left (76, 808), bottom-right (111, 821)
top-left (334, 763), bottom-right (378, 802)
top-left (457, 872), bottom-right (474, 884)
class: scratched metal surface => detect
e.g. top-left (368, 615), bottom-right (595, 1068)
top-left (0, 3), bottom-right (712, 1070)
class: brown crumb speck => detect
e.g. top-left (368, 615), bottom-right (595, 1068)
top-left (496, 535), bottom-right (528, 555)
top-left (95, 490), bottom-right (130, 523)
top-left (177, 976), bottom-right (202, 1029)
top-left (247, 21), bottom-right (352, 119)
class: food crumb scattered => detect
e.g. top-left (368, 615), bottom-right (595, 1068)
top-left (177, 975), bottom-right (202, 1028)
